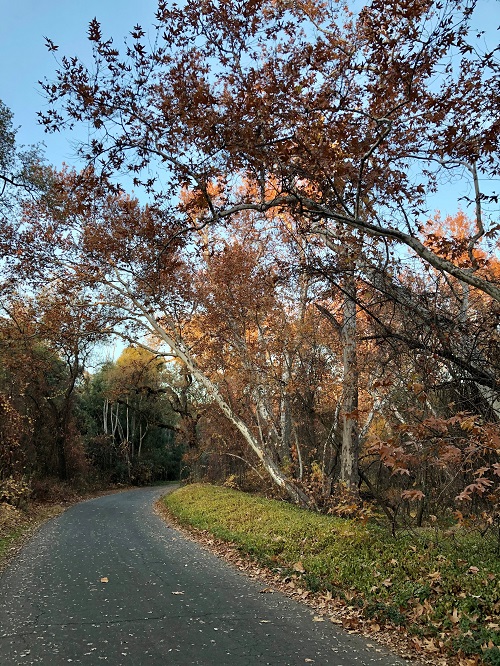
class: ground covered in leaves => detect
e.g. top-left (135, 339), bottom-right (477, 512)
top-left (162, 484), bottom-right (500, 666)
top-left (0, 502), bottom-right (66, 573)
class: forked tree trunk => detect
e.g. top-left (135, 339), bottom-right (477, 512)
top-left (192, 362), bottom-right (312, 506)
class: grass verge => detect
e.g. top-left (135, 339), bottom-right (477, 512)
top-left (164, 484), bottom-right (500, 665)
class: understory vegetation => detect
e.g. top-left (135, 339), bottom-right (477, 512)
top-left (0, 340), bottom-right (185, 511)
top-left (165, 484), bottom-right (500, 665)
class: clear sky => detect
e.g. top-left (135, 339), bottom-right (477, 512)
top-left (0, 0), bottom-right (158, 167)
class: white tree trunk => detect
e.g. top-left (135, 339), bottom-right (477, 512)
top-left (113, 287), bottom-right (314, 508)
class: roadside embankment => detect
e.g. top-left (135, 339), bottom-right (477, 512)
top-left (163, 483), bottom-right (500, 666)
top-left (0, 503), bottom-right (65, 572)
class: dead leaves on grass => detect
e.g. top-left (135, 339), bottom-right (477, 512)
top-left (157, 502), bottom-right (499, 666)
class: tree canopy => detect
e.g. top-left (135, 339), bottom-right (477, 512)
top-left (0, 0), bottom-right (499, 523)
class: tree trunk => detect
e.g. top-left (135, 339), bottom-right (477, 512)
top-left (138, 307), bottom-right (315, 509)
top-left (339, 271), bottom-right (360, 488)
top-left (279, 359), bottom-right (293, 466)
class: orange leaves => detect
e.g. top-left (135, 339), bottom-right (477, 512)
top-left (367, 438), bottom-right (412, 477)
top-left (401, 489), bottom-right (425, 502)
top-left (424, 212), bottom-right (491, 270)
top-left (456, 478), bottom-right (494, 502)
top-left (460, 416), bottom-right (478, 433)
top-left (179, 179), bottom-right (226, 216)
top-left (369, 410), bottom-right (500, 519)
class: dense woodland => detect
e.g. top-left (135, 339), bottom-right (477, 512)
top-left (0, 0), bottom-right (499, 533)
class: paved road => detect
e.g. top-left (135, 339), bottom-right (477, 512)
top-left (0, 487), bottom-right (408, 665)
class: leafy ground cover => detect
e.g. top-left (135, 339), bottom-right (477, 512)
top-left (0, 502), bottom-right (65, 572)
top-left (164, 484), bottom-right (500, 665)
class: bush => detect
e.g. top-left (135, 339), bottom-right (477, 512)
top-left (0, 476), bottom-right (31, 508)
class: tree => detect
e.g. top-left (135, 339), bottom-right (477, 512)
top-left (82, 347), bottom-right (182, 483)
top-left (0, 282), bottom-right (113, 482)
top-left (39, 0), bottom-right (499, 301)
top-left (8, 0), bottom-right (496, 506)
top-left (10, 169), bottom-right (499, 516)
top-left (0, 99), bottom-right (47, 219)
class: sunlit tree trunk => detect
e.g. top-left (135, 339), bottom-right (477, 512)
top-left (128, 298), bottom-right (315, 509)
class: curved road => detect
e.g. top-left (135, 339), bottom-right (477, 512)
top-left (0, 487), bottom-right (408, 665)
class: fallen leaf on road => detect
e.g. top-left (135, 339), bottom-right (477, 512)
top-left (100, 577), bottom-right (109, 583)
top-left (171, 591), bottom-right (184, 595)
top-left (312, 616), bottom-right (325, 622)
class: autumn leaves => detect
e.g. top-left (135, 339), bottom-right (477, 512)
top-left (2, 0), bottom-right (499, 519)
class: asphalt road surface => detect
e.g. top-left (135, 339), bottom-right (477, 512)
top-left (0, 486), bottom-right (409, 665)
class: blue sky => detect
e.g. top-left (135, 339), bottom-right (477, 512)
top-left (1, 0), bottom-right (157, 167)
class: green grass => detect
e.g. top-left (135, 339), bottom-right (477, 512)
top-left (164, 483), bottom-right (500, 664)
